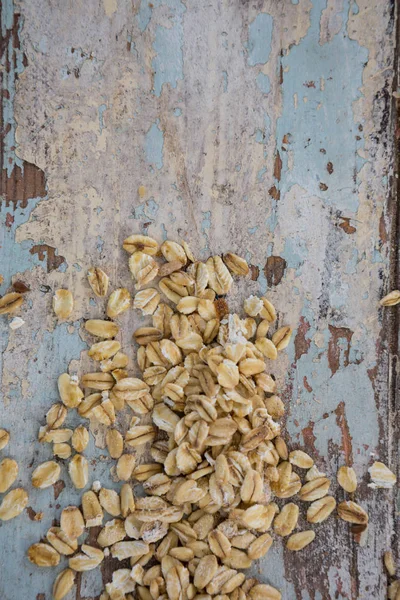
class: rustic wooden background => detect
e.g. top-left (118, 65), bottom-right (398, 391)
top-left (0, 0), bottom-right (399, 598)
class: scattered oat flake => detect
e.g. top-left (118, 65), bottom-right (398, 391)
top-left (21, 233), bottom-right (359, 600)
top-left (380, 290), bottom-right (400, 306)
top-left (368, 461), bottom-right (396, 489)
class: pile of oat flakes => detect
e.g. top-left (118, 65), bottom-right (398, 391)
top-left (0, 236), bottom-right (398, 600)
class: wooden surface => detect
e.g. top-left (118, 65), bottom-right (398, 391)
top-left (0, 0), bottom-right (399, 598)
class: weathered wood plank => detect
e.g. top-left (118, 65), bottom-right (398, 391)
top-left (0, 0), bottom-right (398, 598)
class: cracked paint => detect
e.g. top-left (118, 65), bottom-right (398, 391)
top-left (145, 120), bottom-right (164, 170)
top-left (0, 0), bottom-right (398, 597)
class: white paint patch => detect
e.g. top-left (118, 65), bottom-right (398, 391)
top-left (313, 332), bottom-right (325, 348)
top-left (92, 480), bottom-right (101, 492)
top-left (9, 317), bottom-right (25, 330)
top-left (103, 0), bottom-right (117, 17)
top-left (319, 0), bottom-right (344, 45)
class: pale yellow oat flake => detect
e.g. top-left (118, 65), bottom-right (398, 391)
top-left (53, 290), bottom-right (74, 319)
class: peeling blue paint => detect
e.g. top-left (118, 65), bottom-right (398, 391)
top-left (151, 1), bottom-right (186, 97)
top-left (1, 0), bottom-right (14, 35)
top-left (57, 261), bottom-right (68, 273)
top-left (281, 237), bottom-right (309, 273)
top-left (255, 113), bottom-right (271, 157)
top-left (265, 200), bottom-right (278, 233)
top-left (60, 65), bottom-right (70, 80)
top-left (96, 235), bottom-right (104, 254)
top-left (285, 293), bottom-right (379, 462)
top-left (302, 362), bottom-right (378, 459)
top-left (349, 335), bottom-right (364, 364)
top-left (329, 281), bottom-right (349, 310)
top-left (264, 113), bottom-right (271, 140)
top-left (137, 0), bottom-right (153, 32)
top-left (244, 251), bottom-right (252, 264)
top-left (145, 120), bottom-right (164, 170)
top-left (247, 13), bottom-right (273, 67)
top-left (372, 248), bottom-right (384, 263)
top-left (255, 130), bottom-right (264, 144)
top-left (200, 210), bottom-right (211, 254)
top-left (0, 197), bottom-right (47, 294)
top-left (0, 0), bottom-right (393, 595)
top-left (256, 72), bottom-right (271, 95)
top-left (276, 0), bottom-right (368, 213)
top-left (27, 322), bottom-right (88, 395)
top-left (132, 198), bottom-right (160, 222)
top-left (0, 319), bottom-right (91, 599)
top-left (98, 104), bottom-right (107, 134)
top-left (2, 2), bottom-right (25, 174)
top-left (160, 223), bottom-right (168, 241)
top-left (257, 166), bottom-right (267, 182)
top-left (222, 71), bottom-right (228, 93)
top-left (345, 248), bottom-right (358, 274)
top-left (257, 265), bottom-right (268, 295)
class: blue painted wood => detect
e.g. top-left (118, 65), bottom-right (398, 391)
top-left (0, 0), bottom-right (398, 598)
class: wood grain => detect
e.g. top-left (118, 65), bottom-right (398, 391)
top-left (0, 0), bottom-right (399, 598)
